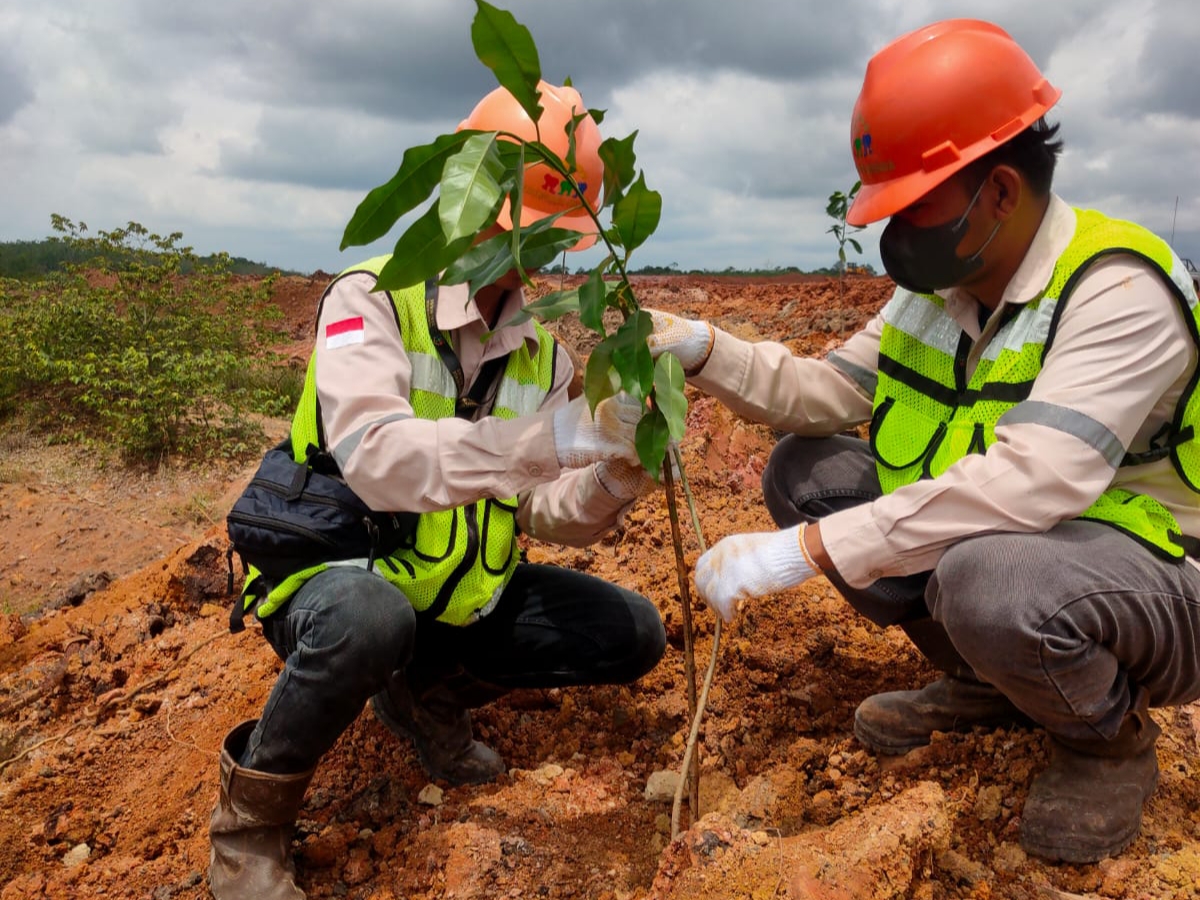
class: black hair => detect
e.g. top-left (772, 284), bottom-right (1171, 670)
top-left (962, 118), bottom-right (1064, 196)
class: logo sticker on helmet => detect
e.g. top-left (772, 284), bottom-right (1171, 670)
top-left (854, 132), bottom-right (873, 158)
top-left (540, 173), bottom-right (590, 197)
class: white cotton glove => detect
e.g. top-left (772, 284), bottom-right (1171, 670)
top-left (595, 458), bottom-right (656, 501)
top-left (596, 443), bottom-right (684, 500)
top-left (646, 308), bottom-right (715, 373)
top-left (694, 525), bottom-right (818, 623)
top-left (552, 393), bottom-right (643, 469)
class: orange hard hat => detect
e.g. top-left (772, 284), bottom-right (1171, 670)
top-left (458, 81), bottom-right (603, 251)
top-left (846, 19), bottom-right (1061, 226)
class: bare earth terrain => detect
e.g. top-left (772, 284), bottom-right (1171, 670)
top-left (1, 273), bottom-right (1198, 900)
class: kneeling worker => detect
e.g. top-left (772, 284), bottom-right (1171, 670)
top-left (209, 81), bottom-right (668, 900)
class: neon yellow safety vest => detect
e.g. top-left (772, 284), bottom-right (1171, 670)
top-left (243, 256), bottom-right (558, 624)
top-left (871, 209), bottom-right (1200, 560)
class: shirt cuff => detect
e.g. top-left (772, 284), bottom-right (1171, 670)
top-left (818, 503), bottom-right (893, 589)
top-left (482, 413), bottom-right (563, 487)
top-left (690, 328), bottom-right (751, 393)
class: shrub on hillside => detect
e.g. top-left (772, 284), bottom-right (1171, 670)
top-left (0, 216), bottom-right (302, 465)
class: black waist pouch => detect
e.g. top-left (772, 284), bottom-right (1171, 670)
top-left (225, 440), bottom-right (417, 631)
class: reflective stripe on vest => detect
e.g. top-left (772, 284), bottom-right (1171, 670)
top-left (244, 255), bottom-right (556, 623)
top-left (872, 208), bottom-right (1200, 560)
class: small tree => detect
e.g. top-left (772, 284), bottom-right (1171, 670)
top-left (340, 0), bottom-right (684, 477)
top-left (826, 180), bottom-right (865, 299)
top-left (339, 0), bottom-right (716, 834)
top-left (0, 216), bottom-right (298, 463)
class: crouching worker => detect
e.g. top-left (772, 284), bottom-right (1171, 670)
top-left (645, 21), bottom-right (1200, 865)
top-left (209, 82), bottom-right (667, 900)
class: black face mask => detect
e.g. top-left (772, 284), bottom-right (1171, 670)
top-left (879, 179), bottom-right (1002, 294)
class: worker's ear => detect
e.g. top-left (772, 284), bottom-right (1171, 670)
top-left (989, 165), bottom-right (1022, 219)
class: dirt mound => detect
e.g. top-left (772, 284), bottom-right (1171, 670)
top-left (2, 274), bottom-right (1199, 900)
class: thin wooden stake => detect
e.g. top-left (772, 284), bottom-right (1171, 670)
top-left (662, 456), bottom-right (699, 823)
top-left (668, 444), bottom-right (723, 840)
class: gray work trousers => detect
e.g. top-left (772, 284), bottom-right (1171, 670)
top-left (762, 433), bottom-right (1200, 744)
top-left (241, 563), bottom-right (666, 774)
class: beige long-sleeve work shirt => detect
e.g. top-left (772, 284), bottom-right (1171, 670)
top-left (312, 273), bottom-right (633, 548)
top-left (691, 195), bottom-right (1200, 588)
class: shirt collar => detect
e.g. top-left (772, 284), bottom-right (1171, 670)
top-left (939, 193), bottom-right (1076, 317)
top-left (434, 281), bottom-right (541, 355)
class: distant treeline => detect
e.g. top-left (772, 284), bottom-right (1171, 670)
top-left (543, 262), bottom-right (878, 277)
top-left (2, 235), bottom-right (876, 281)
top-left (0, 238), bottom-right (301, 279)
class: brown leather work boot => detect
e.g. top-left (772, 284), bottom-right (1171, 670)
top-left (1020, 690), bottom-right (1161, 863)
top-left (854, 676), bottom-right (1032, 755)
top-left (371, 672), bottom-right (507, 785)
top-left (209, 720), bottom-right (315, 900)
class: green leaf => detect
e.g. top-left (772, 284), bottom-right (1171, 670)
top-left (442, 218), bottom-right (579, 296)
top-left (653, 354), bottom-right (687, 441)
top-left (583, 340), bottom-right (618, 412)
top-left (495, 140), bottom-right (525, 169)
top-left (588, 107), bottom-right (606, 126)
top-left (515, 226), bottom-right (581, 272)
top-left (565, 111), bottom-right (585, 175)
top-left (471, 1), bottom-right (542, 124)
top-left (340, 132), bottom-right (474, 250)
top-left (578, 268), bottom-right (608, 336)
top-left (610, 310), bottom-right (654, 400)
top-left (635, 407), bottom-right (671, 477)
top-left (439, 132), bottom-right (506, 244)
top-left (442, 231), bottom-right (511, 289)
top-left (497, 287), bottom-right (580, 329)
top-left (511, 289), bottom-right (580, 324)
top-left (612, 173), bottom-right (661, 254)
top-left (509, 142), bottom-right (525, 273)
top-left (598, 132), bottom-right (637, 210)
top-left (612, 279), bottom-right (638, 317)
top-left (848, 237), bottom-right (863, 254)
top-left (374, 204), bottom-right (475, 291)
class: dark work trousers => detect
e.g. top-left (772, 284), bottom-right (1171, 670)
top-left (241, 563), bottom-right (666, 774)
top-left (762, 433), bottom-right (1200, 745)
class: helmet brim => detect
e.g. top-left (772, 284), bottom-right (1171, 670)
top-left (846, 90), bottom-right (1062, 226)
top-left (847, 171), bottom-right (959, 226)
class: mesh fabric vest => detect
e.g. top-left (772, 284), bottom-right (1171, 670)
top-left (244, 256), bottom-right (556, 623)
top-left (872, 209), bottom-right (1200, 560)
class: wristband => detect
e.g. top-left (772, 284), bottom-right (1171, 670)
top-left (798, 524), bottom-right (823, 573)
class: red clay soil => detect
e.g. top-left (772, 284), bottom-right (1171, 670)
top-left (1, 274), bottom-right (1198, 900)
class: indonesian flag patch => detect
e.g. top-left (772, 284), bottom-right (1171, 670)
top-left (325, 316), bottom-right (365, 349)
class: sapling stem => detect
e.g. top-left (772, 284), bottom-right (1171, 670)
top-left (495, 101), bottom-right (721, 841)
top-left (661, 455), bottom-right (699, 823)
top-left (669, 443), bottom-right (723, 840)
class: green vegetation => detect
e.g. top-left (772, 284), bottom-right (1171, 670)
top-left (0, 229), bottom-right (301, 280)
top-left (0, 216), bottom-right (303, 466)
top-left (342, 0), bottom-right (683, 477)
top-left (551, 262), bottom-right (877, 278)
top-left (627, 262), bottom-right (877, 277)
top-left (826, 181), bottom-right (866, 297)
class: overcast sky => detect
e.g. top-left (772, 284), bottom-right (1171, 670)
top-left (2, 0), bottom-right (1198, 276)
